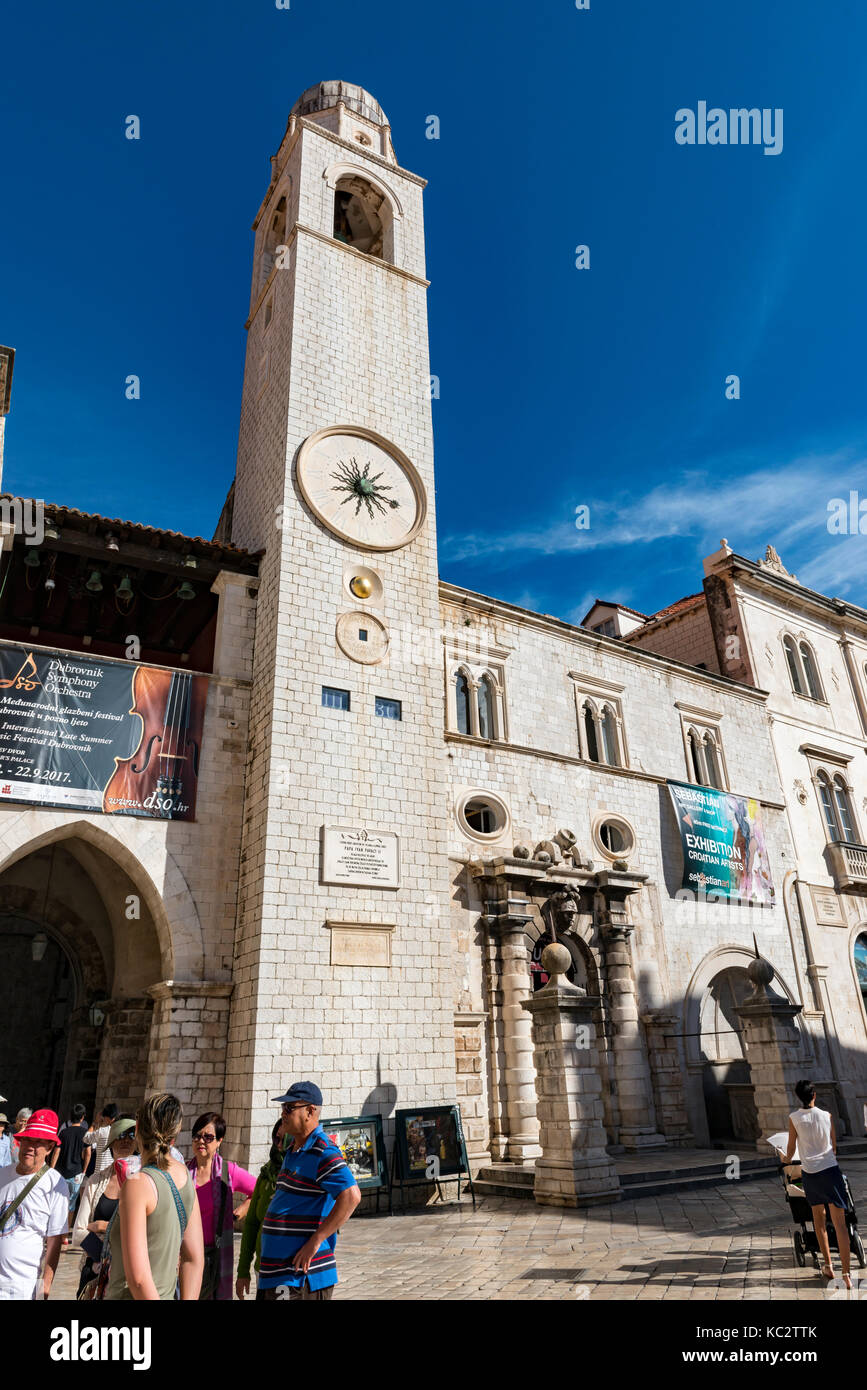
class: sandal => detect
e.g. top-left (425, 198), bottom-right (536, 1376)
top-left (820, 1264), bottom-right (834, 1279)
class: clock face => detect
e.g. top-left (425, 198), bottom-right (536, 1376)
top-left (296, 426), bottom-right (426, 551)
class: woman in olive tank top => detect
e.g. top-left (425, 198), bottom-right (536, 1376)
top-left (105, 1094), bottom-right (204, 1301)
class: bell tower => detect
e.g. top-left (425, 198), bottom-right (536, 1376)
top-left (225, 82), bottom-right (456, 1154)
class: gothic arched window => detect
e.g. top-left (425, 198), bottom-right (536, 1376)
top-left (584, 703), bottom-right (599, 763)
top-left (455, 671), bottom-right (470, 736)
top-left (817, 771), bottom-right (840, 839)
top-left (601, 705), bottom-right (619, 767)
top-left (783, 636), bottom-right (805, 696)
top-left (799, 642), bottom-right (823, 701)
top-left (687, 729), bottom-right (702, 783)
top-left (704, 734), bottom-right (723, 790)
top-left (477, 676), bottom-right (494, 740)
top-left (833, 774), bottom-right (857, 843)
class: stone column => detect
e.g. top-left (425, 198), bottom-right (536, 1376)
top-left (487, 896), bottom-right (541, 1163)
top-left (145, 981), bottom-right (234, 1148)
top-left (94, 996), bottom-right (155, 1115)
top-left (596, 872), bottom-right (665, 1150)
top-left (522, 942), bottom-right (621, 1206)
top-left (641, 1011), bottom-right (694, 1145)
top-left (454, 1011), bottom-right (490, 1169)
top-left (735, 955), bottom-right (804, 1151)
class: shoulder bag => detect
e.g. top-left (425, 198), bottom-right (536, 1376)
top-left (78, 1163), bottom-right (189, 1301)
top-left (0, 1164), bottom-right (49, 1231)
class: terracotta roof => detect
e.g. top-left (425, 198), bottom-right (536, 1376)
top-left (34, 499), bottom-right (258, 563)
top-left (641, 592), bottom-right (705, 626)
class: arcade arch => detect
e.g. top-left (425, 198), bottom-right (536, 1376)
top-left (0, 817), bottom-right (211, 1129)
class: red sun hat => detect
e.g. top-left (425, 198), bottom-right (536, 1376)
top-left (14, 1109), bottom-right (60, 1144)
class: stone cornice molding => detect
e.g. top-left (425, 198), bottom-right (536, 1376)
top-left (721, 553), bottom-right (867, 636)
top-left (246, 223), bottom-right (429, 331)
top-left (439, 584), bottom-right (770, 702)
top-left (147, 980), bottom-right (234, 1000)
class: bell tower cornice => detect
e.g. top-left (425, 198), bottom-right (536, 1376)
top-left (252, 116), bottom-right (426, 232)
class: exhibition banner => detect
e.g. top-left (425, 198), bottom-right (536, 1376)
top-left (668, 780), bottom-right (775, 905)
top-left (0, 644), bottom-right (207, 820)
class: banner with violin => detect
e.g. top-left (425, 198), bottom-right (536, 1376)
top-left (0, 644), bottom-right (208, 821)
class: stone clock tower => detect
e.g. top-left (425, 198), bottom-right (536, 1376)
top-left (224, 82), bottom-right (456, 1158)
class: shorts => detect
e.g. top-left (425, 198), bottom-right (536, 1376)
top-left (66, 1174), bottom-right (84, 1211)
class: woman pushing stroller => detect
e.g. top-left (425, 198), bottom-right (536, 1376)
top-left (784, 1079), bottom-right (851, 1288)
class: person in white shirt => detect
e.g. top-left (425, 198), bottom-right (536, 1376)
top-left (0, 1108), bottom-right (69, 1300)
top-left (785, 1079), bottom-right (851, 1288)
top-left (83, 1103), bottom-right (119, 1177)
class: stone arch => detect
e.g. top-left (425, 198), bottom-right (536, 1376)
top-left (0, 811), bottom-right (204, 980)
top-left (323, 161), bottom-right (402, 264)
top-left (682, 944), bottom-right (805, 1144)
top-left (682, 944), bottom-right (801, 1066)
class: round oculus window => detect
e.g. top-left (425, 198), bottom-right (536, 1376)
top-left (457, 791), bottom-right (510, 841)
top-left (593, 815), bottom-right (635, 860)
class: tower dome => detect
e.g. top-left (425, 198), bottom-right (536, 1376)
top-left (290, 81), bottom-right (388, 129)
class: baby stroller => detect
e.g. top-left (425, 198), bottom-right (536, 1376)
top-left (771, 1142), bottom-right (866, 1270)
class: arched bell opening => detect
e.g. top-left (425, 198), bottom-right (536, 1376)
top-left (332, 174), bottom-right (394, 261)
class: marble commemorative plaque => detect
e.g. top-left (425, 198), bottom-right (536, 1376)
top-left (809, 884), bottom-right (845, 926)
top-left (321, 825), bottom-right (400, 888)
top-left (326, 921), bottom-right (394, 968)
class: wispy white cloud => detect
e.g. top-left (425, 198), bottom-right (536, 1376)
top-left (440, 450), bottom-right (866, 590)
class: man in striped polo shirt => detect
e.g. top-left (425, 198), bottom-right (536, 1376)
top-left (257, 1081), bottom-right (361, 1301)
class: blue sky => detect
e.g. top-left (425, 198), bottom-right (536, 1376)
top-left (2, 0), bottom-right (866, 624)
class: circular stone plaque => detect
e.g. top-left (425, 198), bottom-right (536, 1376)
top-left (336, 611), bottom-right (390, 665)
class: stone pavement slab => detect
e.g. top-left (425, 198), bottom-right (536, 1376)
top-left (46, 1157), bottom-right (866, 1302)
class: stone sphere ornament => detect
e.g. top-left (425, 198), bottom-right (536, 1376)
top-left (513, 844), bottom-right (531, 859)
top-left (540, 942), bottom-right (572, 979)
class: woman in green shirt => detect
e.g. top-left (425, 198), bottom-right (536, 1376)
top-left (235, 1121), bottom-right (285, 1300)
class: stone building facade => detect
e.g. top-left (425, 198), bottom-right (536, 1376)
top-left (0, 84), bottom-right (865, 1190)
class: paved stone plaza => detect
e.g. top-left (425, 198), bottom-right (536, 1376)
top-left (48, 1156), bottom-right (866, 1302)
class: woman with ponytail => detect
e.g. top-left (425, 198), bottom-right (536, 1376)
top-left (104, 1094), bottom-right (204, 1300)
top-left (785, 1079), bottom-right (851, 1287)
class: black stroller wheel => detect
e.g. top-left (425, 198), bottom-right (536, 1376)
top-left (793, 1231), bottom-right (806, 1267)
top-left (853, 1230), bottom-right (866, 1269)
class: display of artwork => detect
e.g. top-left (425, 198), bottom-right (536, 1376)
top-left (394, 1104), bottom-right (468, 1179)
top-left (322, 1113), bottom-right (386, 1190)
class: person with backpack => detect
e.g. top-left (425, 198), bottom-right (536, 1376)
top-left (104, 1093), bottom-right (204, 1301)
top-left (0, 1109), bottom-right (69, 1299)
top-left (83, 1102), bottom-right (119, 1178)
top-left (51, 1103), bottom-right (92, 1240)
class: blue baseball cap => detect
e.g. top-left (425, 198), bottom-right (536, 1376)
top-left (272, 1081), bottom-right (323, 1107)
